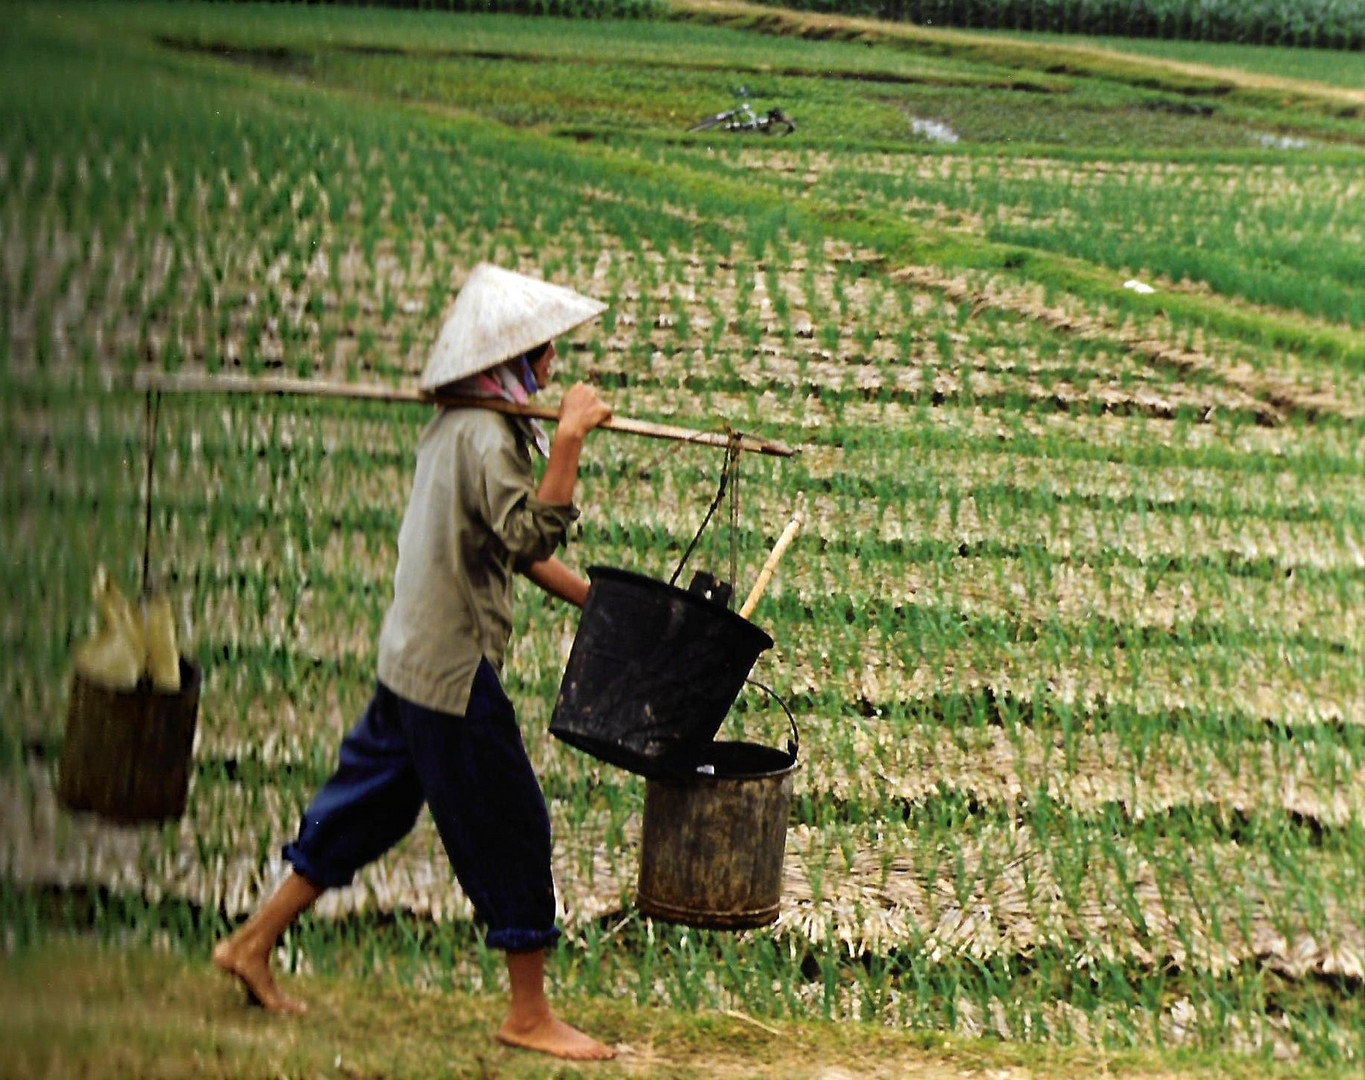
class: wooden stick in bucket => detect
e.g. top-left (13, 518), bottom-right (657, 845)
top-left (739, 505), bottom-right (806, 620)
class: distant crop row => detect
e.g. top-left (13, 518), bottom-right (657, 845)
top-left (638, 144), bottom-right (1365, 335)
top-left (765, 0), bottom-right (1365, 50)
top-left (23, 128), bottom-right (1313, 419)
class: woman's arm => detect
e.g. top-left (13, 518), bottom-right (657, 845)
top-left (536, 383), bottom-right (611, 507)
top-left (522, 556), bottom-right (590, 608)
top-left (519, 384), bottom-right (609, 607)
top-left (479, 382), bottom-right (610, 566)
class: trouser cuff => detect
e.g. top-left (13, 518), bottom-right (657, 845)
top-left (282, 843), bottom-right (352, 891)
top-left (486, 925), bottom-right (562, 953)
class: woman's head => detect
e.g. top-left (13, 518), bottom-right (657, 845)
top-left (521, 341), bottom-right (556, 392)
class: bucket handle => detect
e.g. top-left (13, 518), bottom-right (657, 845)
top-left (742, 679), bottom-right (799, 761)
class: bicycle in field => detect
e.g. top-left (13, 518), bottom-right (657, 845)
top-left (688, 102), bottom-right (796, 136)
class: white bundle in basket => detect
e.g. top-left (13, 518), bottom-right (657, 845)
top-left (73, 566), bottom-right (181, 693)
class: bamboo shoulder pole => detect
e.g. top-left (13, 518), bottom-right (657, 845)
top-left (126, 371), bottom-right (796, 458)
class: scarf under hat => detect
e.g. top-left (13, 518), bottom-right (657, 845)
top-left (447, 353), bottom-right (551, 457)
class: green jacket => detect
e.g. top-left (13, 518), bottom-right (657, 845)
top-left (377, 407), bottom-right (578, 715)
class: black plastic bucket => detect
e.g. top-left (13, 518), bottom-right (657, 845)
top-left (550, 566), bottom-right (773, 779)
top-left (637, 731), bottom-right (798, 929)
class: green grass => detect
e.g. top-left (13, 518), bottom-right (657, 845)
top-left (11, 934), bottom-right (1343, 1080)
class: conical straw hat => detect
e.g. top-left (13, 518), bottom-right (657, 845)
top-left (420, 263), bottom-right (607, 392)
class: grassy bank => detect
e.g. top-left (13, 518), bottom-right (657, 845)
top-left (1, 935), bottom-right (1347, 1080)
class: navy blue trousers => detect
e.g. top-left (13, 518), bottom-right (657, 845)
top-left (283, 659), bottom-right (560, 952)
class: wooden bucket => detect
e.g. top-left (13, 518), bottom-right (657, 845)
top-left (636, 739), bottom-right (797, 929)
top-left (58, 658), bottom-right (201, 823)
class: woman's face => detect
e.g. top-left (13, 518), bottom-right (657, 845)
top-left (529, 340), bottom-right (556, 389)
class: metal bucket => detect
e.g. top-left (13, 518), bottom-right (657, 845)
top-left (550, 566), bottom-right (773, 779)
top-left (58, 658), bottom-right (201, 823)
top-left (637, 720), bottom-right (797, 930)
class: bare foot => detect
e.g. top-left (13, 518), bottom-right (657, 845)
top-left (212, 938), bottom-right (308, 1015)
top-left (496, 1013), bottom-right (616, 1061)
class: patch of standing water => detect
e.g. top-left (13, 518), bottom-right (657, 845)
top-left (910, 117), bottom-right (959, 144)
top-left (1257, 133), bottom-right (1311, 151)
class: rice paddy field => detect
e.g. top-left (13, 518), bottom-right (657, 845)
top-left (2, 0), bottom-right (1363, 1072)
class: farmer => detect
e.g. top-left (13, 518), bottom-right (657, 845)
top-left (213, 263), bottom-right (616, 1061)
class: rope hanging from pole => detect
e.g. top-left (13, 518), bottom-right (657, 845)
top-left (728, 431), bottom-right (741, 594)
top-left (669, 433), bottom-right (744, 590)
top-left (142, 389), bottom-right (161, 597)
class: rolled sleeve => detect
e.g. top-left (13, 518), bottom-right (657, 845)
top-left (498, 493), bottom-right (580, 567)
top-left (481, 424), bottom-right (580, 563)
